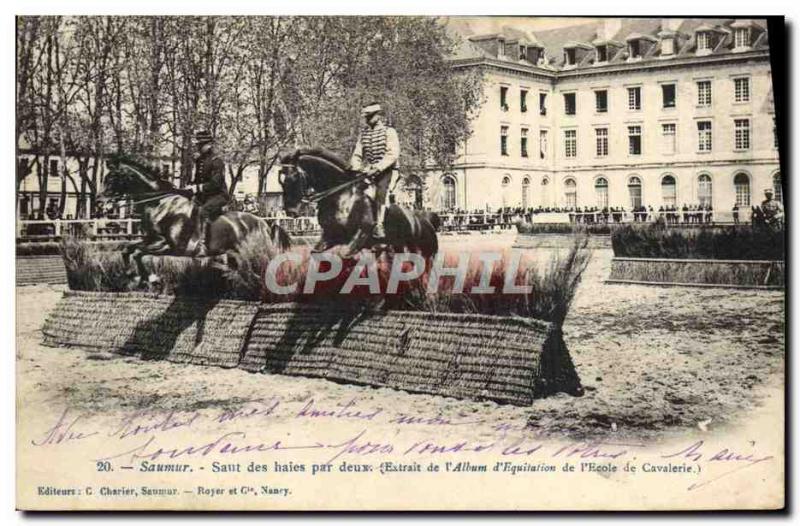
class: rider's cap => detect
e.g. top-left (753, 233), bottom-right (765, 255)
top-left (194, 130), bottom-right (214, 144)
top-left (361, 103), bottom-right (382, 116)
top-left (765, 188), bottom-right (774, 194)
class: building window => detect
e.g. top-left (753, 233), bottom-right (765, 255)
top-left (629, 40), bottom-right (641, 59)
top-left (734, 119), bottom-right (750, 150)
top-left (734, 77), bottom-right (750, 103)
top-left (734, 27), bottom-right (750, 49)
top-left (662, 123), bottom-right (677, 154)
top-left (595, 177), bottom-right (609, 208)
top-left (539, 129), bottom-right (548, 159)
top-left (564, 129), bottom-right (577, 158)
top-left (520, 128), bottom-right (528, 158)
top-left (628, 176), bottom-right (643, 209)
top-left (564, 178), bottom-right (577, 208)
top-left (595, 128), bottom-right (609, 157)
top-left (500, 126), bottom-right (509, 156)
top-left (628, 125), bottom-right (642, 155)
top-left (661, 175), bottom-right (677, 207)
top-left (442, 176), bottom-right (456, 210)
top-left (500, 86), bottom-right (509, 111)
top-left (501, 175), bottom-right (511, 207)
top-left (565, 48), bottom-right (576, 66)
top-left (539, 93), bottom-right (547, 115)
top-left (522, 177), bottom-right (530, 208)
top-left (697, 31), bottom-right (712, 52)
top-left (49, 158), bottom-right (59, 176)
top-left (596, 45), bottom-right (607, 63)
top-left (627, 87), bottom-right (642, 110)
top-left (698, 174), bottom-right (713, 207)
top-left (595, 90), bottom-right (608, 113)
top-left (773, 117), bottom-right (779, 149)
top-left (697, 80), bottom-right (712, 106)
top-left (519, 45), bottom-right (526, 60)
top-left (662, 84), bottom-right (676, 108)
top-left (697, 121), bottom-right (712, 152)
top-left (520, 89), bottom-right (528, 113)
top-left (564, 93), bottom-right (576, 115)
top-left (773, 172), bottom-right (782, 203)
top-left (734, 172), bottom-right (750, 206)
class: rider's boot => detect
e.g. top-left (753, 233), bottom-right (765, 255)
top-left (192, 207), bottom-right (210, 257)
top-left (372, 205), bottom-right (387, 240)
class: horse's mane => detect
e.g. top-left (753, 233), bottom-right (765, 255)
top-left (109, 152), bottom-right (176, 191)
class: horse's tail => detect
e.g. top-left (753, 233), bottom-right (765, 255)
top-left (385, 205), bottom-right (439, 261)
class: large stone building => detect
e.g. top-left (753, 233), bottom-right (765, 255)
top-left (425, 18), bottom-right (781, 218)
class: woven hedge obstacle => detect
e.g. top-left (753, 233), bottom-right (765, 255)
top-left (43, 291), bottom-right (258, 368)
top-left (607, 258), bottom-right (785, 289)
top-left (42, 292), bottom-right (583, 406)
top-left (240, 303), bottom-right (581, 405)
top-left (607, 224), bottom-right (785, 289)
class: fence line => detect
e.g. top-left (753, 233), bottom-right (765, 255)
top-left (17, 216), bottom-right (324, 242)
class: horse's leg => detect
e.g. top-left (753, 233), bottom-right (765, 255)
top-left (132, 238), bottom-right (172, 290)
top-left (122, 240), bottom-right (146, 279)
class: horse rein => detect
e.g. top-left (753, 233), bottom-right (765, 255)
top-left (282, 165), bottom-right (372, 204)
top-left (111, 190), bottom-right (187, 209)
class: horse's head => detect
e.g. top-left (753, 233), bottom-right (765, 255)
top-left (278, 156), bottom-right (308, 218)
top-left (101, 154), bottom-right (170, 200)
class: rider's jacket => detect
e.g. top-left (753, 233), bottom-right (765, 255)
top-left (193, 149), bottom-right (229, 202)
top-left (350, 122), bottom-right (400, 176)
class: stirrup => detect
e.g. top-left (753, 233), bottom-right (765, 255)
top-left (372, 224), bottom-right (386, 241)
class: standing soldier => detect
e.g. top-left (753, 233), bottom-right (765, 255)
top-left (760, 188), bottom-right (784, 228)
top-left (350, 102), bottom-right (400, 239)
top-left (190, 130), bottom-right (230, 255)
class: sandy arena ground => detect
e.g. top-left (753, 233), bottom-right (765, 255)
top-left (16, 233), bottom-right (785, 441)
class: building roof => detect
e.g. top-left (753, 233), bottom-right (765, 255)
top-left (446, 17), bottom-right (770, 71)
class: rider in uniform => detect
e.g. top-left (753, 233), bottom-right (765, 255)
top-left (760, 188), bottom-right (784, 227)
top-left (350, 103), bottom-right (400, 239)
top-left (190, 130), bottom-right (230, 255)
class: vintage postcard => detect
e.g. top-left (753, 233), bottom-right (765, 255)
top-left (15, 15), bottom-right (785, 511)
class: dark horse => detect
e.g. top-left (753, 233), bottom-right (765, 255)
top-left (102, 154), bottom-right (290, 287)
top-left (279, 147), bottom-right (439, 260)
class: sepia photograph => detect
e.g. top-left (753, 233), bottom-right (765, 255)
top-left (14, 14), bottom-right (786, 511)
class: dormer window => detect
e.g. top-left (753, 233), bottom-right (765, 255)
top-left (596, 45), bottom-right (608, 63)
top-left (662, 37), bottom-right (674, 56)
top-left (697, 31), bottom-right (712, 52)
top-left (629, 40), bottom-right (641, 59)
top-left (519, 45), bottom-right (526, 60)
top-left (565, 48), bottom-right (576, 65)
top-left (734, 27), bottom-right (751, 49)
top-left (498, 40), bottom-right (505, 58)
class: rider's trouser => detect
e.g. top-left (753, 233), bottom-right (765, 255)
top-left (367, 168), bottom-right (394, 225)
top-left (191, 193), bottom-right (230, 254)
